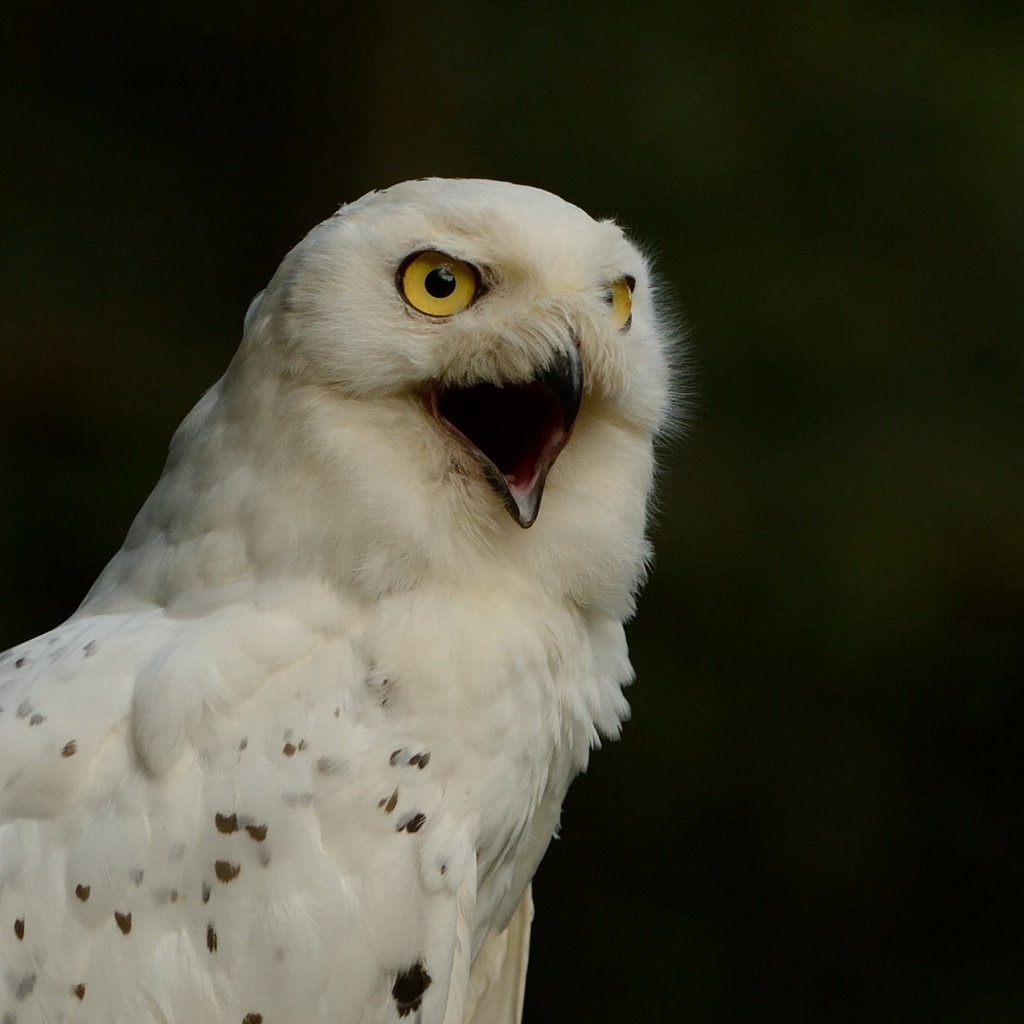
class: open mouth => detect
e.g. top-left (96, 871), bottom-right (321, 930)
top-left (430, 349), bottom-right (583, 528)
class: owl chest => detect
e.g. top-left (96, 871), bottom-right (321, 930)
top-left (353, 588), bottom-right (586, 883)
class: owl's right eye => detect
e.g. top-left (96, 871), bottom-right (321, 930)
top-left (399, 251), bottom-right (479, 317)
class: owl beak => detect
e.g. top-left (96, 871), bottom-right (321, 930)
top-left (431, 347), bottom-right (583, 528)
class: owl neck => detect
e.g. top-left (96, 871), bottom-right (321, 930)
top-left (78, 362), bottom-right (648, 624)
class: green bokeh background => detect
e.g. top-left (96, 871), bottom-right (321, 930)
top-left (3, 2), bottom-right (1022, 1020)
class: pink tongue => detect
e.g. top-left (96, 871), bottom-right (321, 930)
top-left (504, 422), bottom-right (570, 497)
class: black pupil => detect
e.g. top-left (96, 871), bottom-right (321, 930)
top-left (425, 266), bottom-right (457, 299)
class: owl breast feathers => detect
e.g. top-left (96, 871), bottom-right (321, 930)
top-left (0, 178), bottom-right (674, 1024)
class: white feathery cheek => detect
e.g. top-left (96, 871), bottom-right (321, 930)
top-left (272, 237), bottom-right (419, 396)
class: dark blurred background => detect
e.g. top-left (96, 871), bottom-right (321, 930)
top-left (3, 1), bottom-right (1023, 1020)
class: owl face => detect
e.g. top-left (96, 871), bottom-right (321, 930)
top-left (242, 178), bottom-right (670, 528)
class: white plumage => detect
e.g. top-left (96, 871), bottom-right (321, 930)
top-left (0, 178), bottom-right (672, 1023)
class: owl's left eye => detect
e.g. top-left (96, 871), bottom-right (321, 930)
top-left (399, 251), bottom-right (479, 317)
top-left (606, 276), bottom-right (635, 331)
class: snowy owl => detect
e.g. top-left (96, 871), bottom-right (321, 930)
top-left (0, 178), bottom-right (673, 1023)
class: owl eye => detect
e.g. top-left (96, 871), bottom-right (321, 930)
top-left (399, 251), bottom-right (479, 317)
top-left (606, 276), bottom-right (635, 331)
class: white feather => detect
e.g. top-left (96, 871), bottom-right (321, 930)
top-left (0, 178), bottom-right (674, 1022)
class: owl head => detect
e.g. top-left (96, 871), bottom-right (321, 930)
top-left (238, 178), bottom-right (673, 532)
top-left (105, 179), bottom-right (676, 617)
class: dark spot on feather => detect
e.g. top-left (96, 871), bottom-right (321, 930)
top-left (28, 714), bottom-right (44, 726)
top-left (170, 889), bottom-right (180, 903)
top-left (408, 751), bottom-right (430, 769)
top-left (239, 737), bottom-right (248, 751)
top-left (130, 869), bottom-right (144, 886)
top-left (245, 824), bottom-right (268, 842)
top-left (381, 788), bottom-right (399, 814)
top-left (202, 883), bottom-right (211, 904)
top-left (392, 960), bottom-right (431, 1017)
top-left (13, 919), bottom-right (24, 940)
top-left (83, 640), bottom-right (98, 657)
top-left (16, 700), bottom-right (31, 718)
top-left (298, 739), bottom-right (308, 751)
top-left (398, 812), bottom-right (426, 834)
top-left (15, 657), bottom-right (26, 668)
top-left (242, 1015), bottom-right (263, 1024)
top-left (114, 911), bottom-right (132, 935)
top-left (215, 860), bottom-right (241, 883)
top-left (73, 983), bottom-right (86, 1000)
top-left (61, 740), bottom-right (77, 757)
top-left (440, 862), bottom-right (448, 875)
top-left (215, 813), bottom-right (239, 834)
top-left (334, 707), bottom-right (340, 717)
top-left (317, 755), bottom-right (344, 776)
top-left (75, 884), bottom-right (91, 901)
top-left (207, 924), bottom-right (218, 952)
top-left (14, 973), bottom-right (35, 1000)
top-left (389, 748), bottom-right (405, 765)
top-left (282, 743), bottom-right (296, 757)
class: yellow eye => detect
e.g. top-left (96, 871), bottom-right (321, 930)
top-left (607, 275), bottom-right (635, 330)
top-left (399, 250), bottom-right (479, 317)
